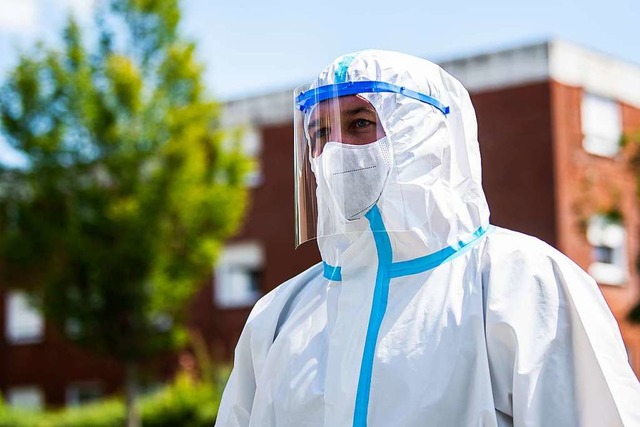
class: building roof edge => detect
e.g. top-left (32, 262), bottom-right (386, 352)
top-left (549, 39), bottom-right (640, 108)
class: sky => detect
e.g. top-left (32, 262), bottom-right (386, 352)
top-left (1, 0), bottom-right (640, 161)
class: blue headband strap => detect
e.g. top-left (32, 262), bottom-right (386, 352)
top-left (296, 81), bottom-right (450, 116)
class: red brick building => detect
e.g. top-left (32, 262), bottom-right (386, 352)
top-left (2, 40), bottom-right (640, 408)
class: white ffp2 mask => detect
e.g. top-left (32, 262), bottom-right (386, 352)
top-left (311, 137), bottom-right (392, 222)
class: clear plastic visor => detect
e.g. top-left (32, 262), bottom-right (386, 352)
top-left (294, 83), bottom-right (386, 247)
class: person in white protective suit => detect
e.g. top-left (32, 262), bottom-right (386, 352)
top-left (215, 50), bottom-right (640, 427)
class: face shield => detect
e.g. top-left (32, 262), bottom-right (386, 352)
top-left (294, 81), bottom-right (450, 247)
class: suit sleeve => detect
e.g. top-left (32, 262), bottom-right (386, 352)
top-left (214, 322), bottom-right (257, 427)
top-left (483, 239), bottom-right (640, 427)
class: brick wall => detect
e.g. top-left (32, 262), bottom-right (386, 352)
top-left (472, 81), bottom-right (557, 245)
top-left (551, 80), bottom-right (640, 374)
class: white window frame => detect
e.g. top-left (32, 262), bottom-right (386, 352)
top-left (214, 242), bottom-right (264, 308)
top-left (586, 215), bottom-right (627, 285)
top-left (5, 291), bottom-right (44, 345)
top-left (581, 92), bottom-right (622, 158)
top-left (66, 381), bottom-right (104, 407)
top-left (241, 126), bottom-right (263, 187)
top-left (6, 386), bottom-right (44, 410)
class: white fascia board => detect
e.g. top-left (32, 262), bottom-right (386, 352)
top-left (439, 42), bottom-right (551, 93)
top-left (222, 90), bottom-right (293, 128)
top-left (549, 39), bottom-right (640, 108)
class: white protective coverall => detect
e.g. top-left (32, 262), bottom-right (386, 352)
top-left (215, 50), bottom-right (640, 427)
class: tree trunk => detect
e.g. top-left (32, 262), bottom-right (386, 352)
top-left (125, 361), bottom-right (140, 427)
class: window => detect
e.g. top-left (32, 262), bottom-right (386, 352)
top-left (241, 126), bottom-right (263, 187)
top-left (587, 215), bottom-right (627, 285)
top-left (7, 386), bottom-right (44, 410)
top-left (581, 93), bottom-right (621, 157)
top-left (66, 382), bottom-right (103, 407)
top-left (214, 242), bottom-right (264, 308)
top-left (5, 291), bottom-right (44, 344)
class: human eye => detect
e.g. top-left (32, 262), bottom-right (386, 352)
top-left (351, 118), bottom-right (373, 130)
top-left (312, 127), bottom-right (329, 142)
top-left (308, 126), bottom-right (329, 156)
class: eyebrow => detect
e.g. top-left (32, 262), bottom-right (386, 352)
top-left (344, 106), bottom-right (376, 117)
top-left (308, 107), bottom-right (377, 130)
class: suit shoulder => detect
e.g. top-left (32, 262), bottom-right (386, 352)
top-left (480, 226), bottom-right (597, 295)
top-left (482, 226), bottom-right (578, 268)
top-left (247, 261), bottom-right (324, 324)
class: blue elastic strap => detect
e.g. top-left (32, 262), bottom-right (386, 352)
top-left (296, 81), bottom-right (450, 116)
top-left (323, 262), bottom-right (342, 281)
top-left (353, 205), bottom-right (392, 427)
top-left (334, 55), bottom-right (355, 84)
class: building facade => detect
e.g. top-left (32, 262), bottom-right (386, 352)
top-left (2, 40), bottom-right (640, 408)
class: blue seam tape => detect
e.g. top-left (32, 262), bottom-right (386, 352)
top-left (435, 225), bottom-right (496, 266)
top-left (336, 210), bottom-right (492, 426)
top-left (323, 224), bottom-right (492, 282)
top-left (345, 208), bottom-right (492, 426)
top-left (353, 205), bottom-right (392, 427)
top-left (323, 261), bottom-right (342, 281)
top-left (296, 81), bottom-right (450, 116)
top-left (389, 225), bottom-right (491, 278)
top-left (334, 55), bottom-right (355, 84)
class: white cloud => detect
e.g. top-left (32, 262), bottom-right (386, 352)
top-left (0, 0), bottom-right (38, 34)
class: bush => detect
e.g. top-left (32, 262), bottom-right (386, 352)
top-left (0, 369), bottom-right (227, 427)
top-left (140, 373), bottom-right (219, 427)
top-left (44, 399), bottom-right (125, 427)
top-left (0, 406), bottom-right (43, 427)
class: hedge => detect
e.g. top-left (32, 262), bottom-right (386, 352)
top-left (0, 371), bottom-right (225, 427)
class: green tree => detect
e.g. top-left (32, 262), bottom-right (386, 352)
top-left (0, 1), bottom-right (250, 425)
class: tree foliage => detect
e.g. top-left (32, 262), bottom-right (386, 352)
top-left (0, 0), bottom-right (250, 363)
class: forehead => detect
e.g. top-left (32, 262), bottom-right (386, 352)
top-left (308, 94), bottom-right (377, 121)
